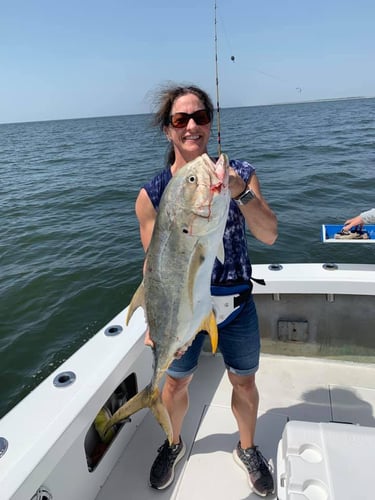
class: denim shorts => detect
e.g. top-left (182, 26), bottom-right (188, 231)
top-left (166, 296), bottom-right (260, 378)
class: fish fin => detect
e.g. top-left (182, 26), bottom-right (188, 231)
top-left (187, 242), bottom-right (206, 308)
top-left (126, 281), bottom-right (145, 325)
top-left (198, 310), bottom-right (218, 354)
top-left (216, 241), bottom-right (225, 264)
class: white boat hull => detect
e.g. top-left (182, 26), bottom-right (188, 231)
top-left (0, 264), bottom-right (374, 499)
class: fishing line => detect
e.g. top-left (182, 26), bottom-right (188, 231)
top-left (216, 4), bottom-right (236, 63)
top-left (214, 0), bottom-right (222, 156)
top-left (214, 3), bottom-right (302, 106)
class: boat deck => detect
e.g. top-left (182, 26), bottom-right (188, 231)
top-left (96, 353), bottom-right (375, 499)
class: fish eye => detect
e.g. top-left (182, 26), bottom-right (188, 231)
top-left (187, 175), bottom-right (196, 183)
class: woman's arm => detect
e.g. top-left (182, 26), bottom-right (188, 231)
top-left (229, 170), bottom-right (278, 245)
top-left (135, 188), bottom-right (157, 253)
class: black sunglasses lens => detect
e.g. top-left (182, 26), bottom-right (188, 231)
top-left (170, 110), bottom-right (210, 128)
top-left (194, 109), bottom-right (211, 125)
top-left (170, 114), bottom-right (189, 128)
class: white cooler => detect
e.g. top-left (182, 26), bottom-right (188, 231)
top-left (277, 420), bottom-right (375, 500)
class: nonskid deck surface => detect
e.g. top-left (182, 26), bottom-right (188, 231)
top-left (96, 353), bottom-right (375, 500)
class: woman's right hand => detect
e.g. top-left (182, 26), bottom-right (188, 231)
top-left (144, 328), bottom-right (154, 348)
top-left (145, 328), bottom-right (185, 359)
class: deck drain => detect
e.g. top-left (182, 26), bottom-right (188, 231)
top-left (53, 371), bottom-right (76, 387)
top-left (0, 437), bottom-right (8, 458)
top-left (31, 486), bottom-right (53, 500)
top-left (323, 263), bottom-right (338, 270)
top-left (268, 263), bottom-right (283, 271)
top-left (104, 325), bottom-right (123, 336)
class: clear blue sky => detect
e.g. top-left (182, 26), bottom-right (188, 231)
top-left (1, 0), bottom-right (374, 123)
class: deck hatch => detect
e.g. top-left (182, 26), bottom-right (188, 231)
top-left (278, 320), bottom-right (309, 342)
top-left (85, 372), bottom-right (138, 471)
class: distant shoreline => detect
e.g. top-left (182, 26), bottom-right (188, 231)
top-left (1, 96), bottom-right (374, 126)
top-left (225, 96), bottom-right (375, 110)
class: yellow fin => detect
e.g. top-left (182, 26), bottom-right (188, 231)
top-left (126, 281), bottom-right (145, 325)
top-left (198, 310), bottom-right (218, 353)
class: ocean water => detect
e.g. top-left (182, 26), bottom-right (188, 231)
top-left (1, 98), bottom-right (374, 417)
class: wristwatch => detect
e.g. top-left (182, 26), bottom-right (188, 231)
top-left (234, 188), bottom-right (256, 206)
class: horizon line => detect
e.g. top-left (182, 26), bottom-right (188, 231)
top-left (1, 95), bottom-right (373, 126)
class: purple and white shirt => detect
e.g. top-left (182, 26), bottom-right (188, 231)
top-left (143, 159), bottom-right (255, 285)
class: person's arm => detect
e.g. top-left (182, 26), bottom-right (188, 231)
top-left (135, 188), bottom-right (157, 347)
top-left (229, 170), bottom-right (278, 245)
top-left (343, 208), bottom-right (375, 230)
top-left (360, 208), bottom-right (375, 224)
top-left (135, 187), bottom-right (157, 253)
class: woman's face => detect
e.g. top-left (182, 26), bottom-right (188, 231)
top-left (165, 93), bottom-right (212, 166)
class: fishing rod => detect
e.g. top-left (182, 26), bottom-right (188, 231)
top-left (214, 0), bottom-right (222, 156)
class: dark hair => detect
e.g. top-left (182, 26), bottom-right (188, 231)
top-left (152, 83), bottom-right (214, 165)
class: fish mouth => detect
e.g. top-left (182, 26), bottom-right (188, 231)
top-left (210, 180), bottom-right (224, 194)
top-left (178, 153), bottom-right (229, 222)
top-left (213, 154), bottom-right (229, 184)
top-left (193, 156), bottom-right (228, 218)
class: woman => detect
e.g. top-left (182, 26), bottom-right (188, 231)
top-left (135, 84), bottom-right (278, 497)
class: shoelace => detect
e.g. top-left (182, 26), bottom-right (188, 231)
top-left (241, 446), bottom-right (270, 473)
top-left (153, 441), bottom-right (180, 474)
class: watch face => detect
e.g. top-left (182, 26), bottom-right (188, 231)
top-left (240, 189), bottom-right (255, 205)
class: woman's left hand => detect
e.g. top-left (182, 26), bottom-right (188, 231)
top-left (228, 167), bottom-right (247, 198)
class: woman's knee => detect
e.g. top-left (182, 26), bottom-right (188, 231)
top-left (164, 374), bottom-right (193, 395)
top-left (228, 372), bottom-right (256, 392)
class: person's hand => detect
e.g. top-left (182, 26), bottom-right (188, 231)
top-left (144, 328), bottom-right (185, 359)
top-left (144, 328), bottom-right (154, 348)
top-left (228, 167), bottom-right (246, 199)
top-left (343, 215), bottom-right (364, 231)
top-left (174, 346), bottom-right (187, 359)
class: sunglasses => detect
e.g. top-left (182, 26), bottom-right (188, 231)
top-left (168, 109), bottom-right (211, 128)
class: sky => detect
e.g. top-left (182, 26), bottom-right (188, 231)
top-left (1, 0), bottom-right (374, 124)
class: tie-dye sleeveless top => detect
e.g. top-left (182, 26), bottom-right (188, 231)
top-left (143, 159), bottom-right (254, 285)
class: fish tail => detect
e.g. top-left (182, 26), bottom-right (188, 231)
top-left (94, 406), bottom-right (116, 444)
top-left (100, 383), bottom-right (173, 445)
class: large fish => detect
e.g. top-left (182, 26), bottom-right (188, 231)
top-left (102, 153), bottom-right (230, 444)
